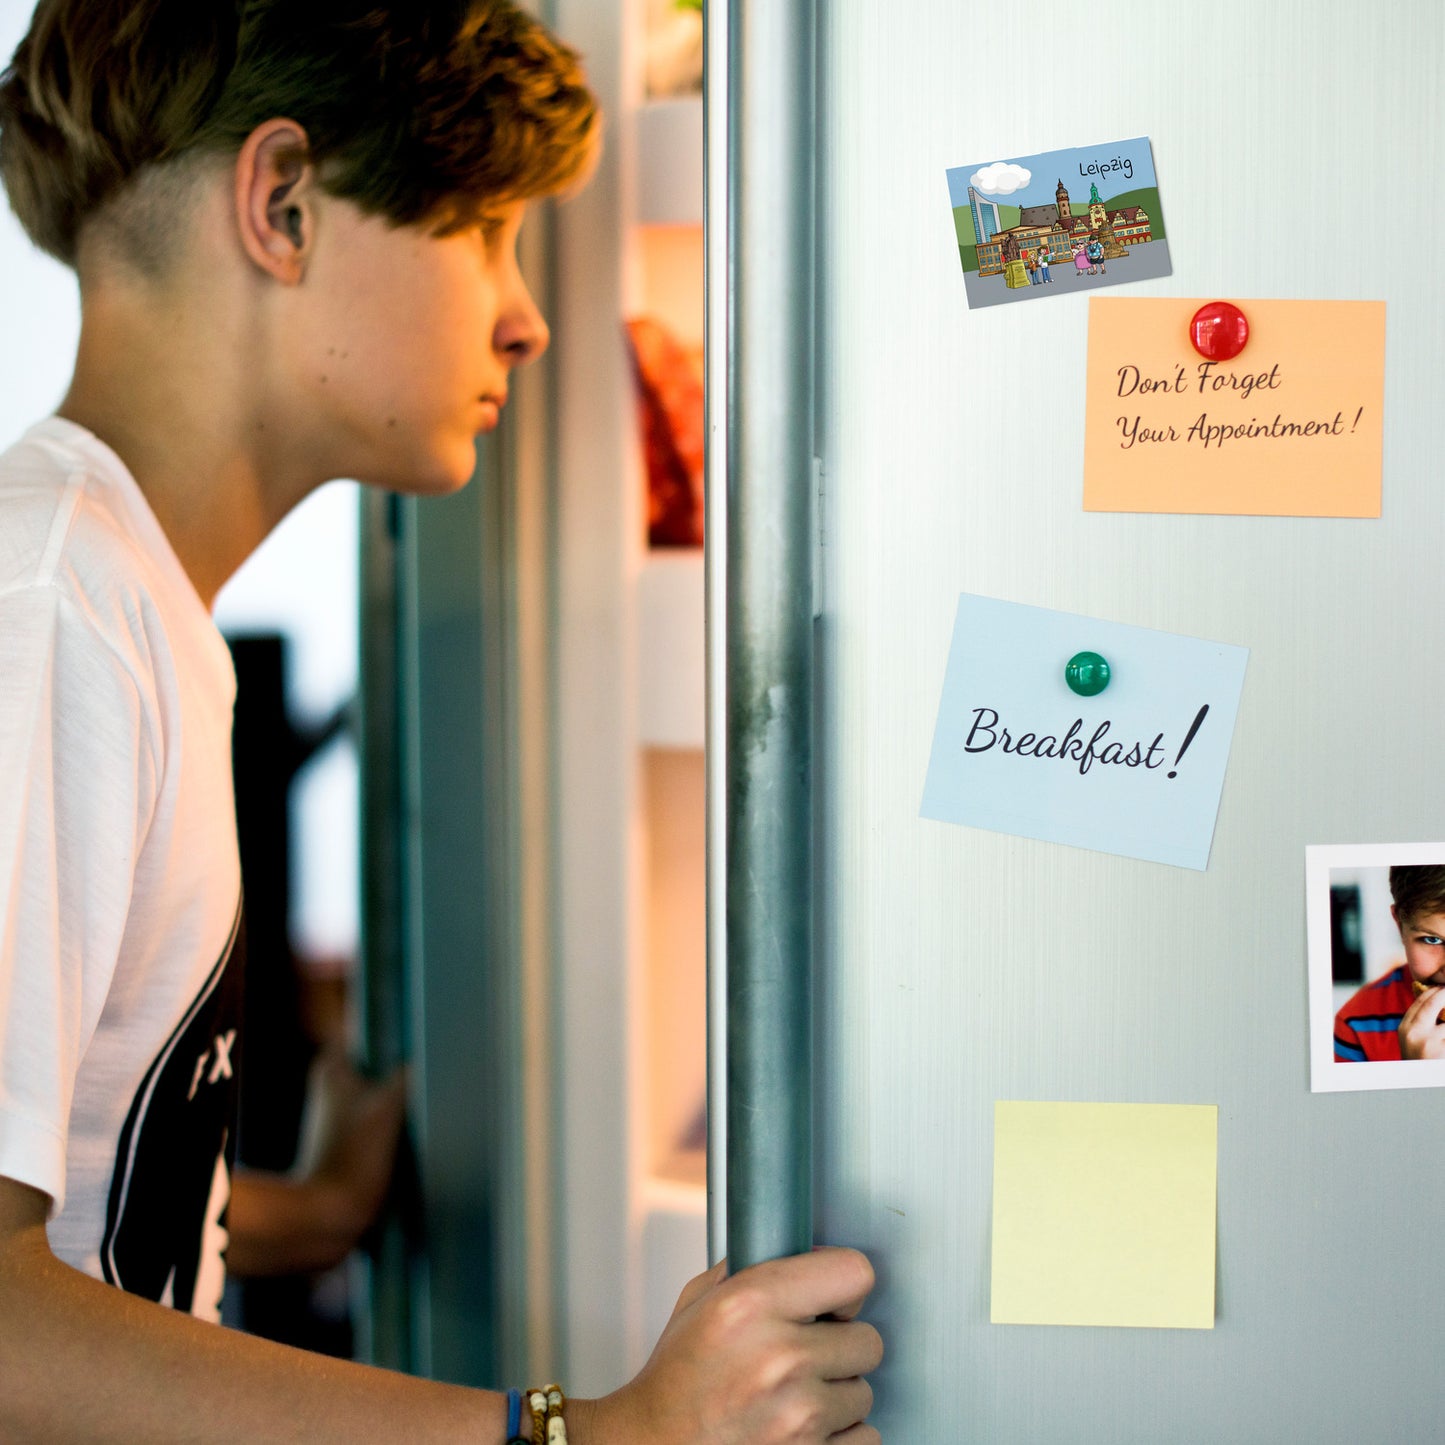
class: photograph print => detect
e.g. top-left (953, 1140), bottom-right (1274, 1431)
top-left (1306, 842), bottom-right (1445, 1093)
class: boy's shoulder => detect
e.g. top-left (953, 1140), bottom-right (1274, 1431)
top-left (0, 417), bottom-right (230, 698)
top-left (0, 417), bottom-right (144, 596)
top-left (1337, 964), bottom-right (1412, 1021)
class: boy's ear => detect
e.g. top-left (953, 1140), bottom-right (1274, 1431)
top-left (234, 119), bottom-right (316, 282)
top-left (1391, 904), bottom-right (1401, 930)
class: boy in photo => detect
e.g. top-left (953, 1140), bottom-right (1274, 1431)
top-left (1334, 864), bottom-right (1445, 1062)
top-left (0, 2), bottom-right (881, 1440)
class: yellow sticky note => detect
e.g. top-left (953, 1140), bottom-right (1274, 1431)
top-left (1083, 297), bottom-right (1385, 516)
top-left (991, 1101), bottom-right (1217, 1330)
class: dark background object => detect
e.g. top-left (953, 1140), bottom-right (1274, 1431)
top-left (1329, 882), bottom-right (1364, 985)
top-left (224, 631), bottom-right (355, 1356)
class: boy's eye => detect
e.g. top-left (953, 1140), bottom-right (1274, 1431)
top-left (1417, 935), bottom-right (1444, 947)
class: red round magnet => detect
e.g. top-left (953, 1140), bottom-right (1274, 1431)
top-left (1189, 301), bottom-right (1249, 361)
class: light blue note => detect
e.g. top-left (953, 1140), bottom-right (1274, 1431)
top-left (921, 595), bottom-right (1249, 869)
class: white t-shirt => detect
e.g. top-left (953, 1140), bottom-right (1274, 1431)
top-left (0, 415), bottom-right (244, 1321)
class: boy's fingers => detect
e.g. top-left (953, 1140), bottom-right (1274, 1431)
top-left (1426, 986), bottom-right (1445, 1027)
top-left (826, 1425), bottom-right (882, 1445)
top-left (817, 1376), bottom-right (874, 1438)
top-left (375, 1067), bottom-right (409, 1114)
top-left (1401, 987), bottom-right (1445, 1029)
top-left (730, 1246), bottom-right (875, 1324)
top-left (673, 1256), bottom-right (728, 1316)
top-left (810, 1318), bottom-right (884, 1380)
top-left (809, 1245), bottom-right (875, 1322)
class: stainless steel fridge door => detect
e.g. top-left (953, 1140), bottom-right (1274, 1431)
top-left (805, 2), bottom-right (1445, 1438)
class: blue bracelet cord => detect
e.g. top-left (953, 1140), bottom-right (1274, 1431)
top-left (506, 1387), bottom-right (524, 1441)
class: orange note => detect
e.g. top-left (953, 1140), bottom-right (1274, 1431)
top-left (1083, 298), bottom-right (1385, 516)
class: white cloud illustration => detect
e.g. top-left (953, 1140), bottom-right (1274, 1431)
top-left (970, 161), bottom-right (1031, 196)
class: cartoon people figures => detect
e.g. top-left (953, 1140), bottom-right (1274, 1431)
top-left (1037, 247), bottom-right (1052, 284)
top-left (1025, 249), bottom-right (1039, 285)
top-left (1086, 237), bottom-right (1105, 275)
top-left (1072, 241), bottom-right (1089, 278)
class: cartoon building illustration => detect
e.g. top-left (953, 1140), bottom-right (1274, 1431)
top-left (967, 185), bottom-right (1001, 245)
top-left (975, 177), bottom-right (1152, 282)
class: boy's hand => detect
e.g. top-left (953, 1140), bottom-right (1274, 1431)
top-left (226, 1049), bottom-right (408, 1277)
top-left (1399, 986), bottom-right (1445, 1059)
top-left (573, 1246), bottom-right (882, 1445)
top-left (292, 1046), bottom-right (409, 1226)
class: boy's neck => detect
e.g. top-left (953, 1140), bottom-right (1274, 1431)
top-left (57, 281), bottom-right (328, 612)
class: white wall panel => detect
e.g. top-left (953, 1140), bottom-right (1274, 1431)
top-left (0, 1), bottom-right (79, 449)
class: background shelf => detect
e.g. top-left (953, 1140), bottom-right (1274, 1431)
top-left (636, 97), bottom-right (704, 227)
top-left (637, 549), bottom-right (705, 749)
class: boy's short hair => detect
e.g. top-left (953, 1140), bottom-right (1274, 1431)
top-left (0, 0), bottom-right (599, 276)
top-left (1389, 865), bottom-right (1445, 927)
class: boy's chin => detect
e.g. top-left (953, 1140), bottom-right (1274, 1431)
top-left (369, 437), bottom-right (480, 496)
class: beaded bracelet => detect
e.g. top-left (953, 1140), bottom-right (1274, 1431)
top-left (526, 1383), bottom-right (568, 1445)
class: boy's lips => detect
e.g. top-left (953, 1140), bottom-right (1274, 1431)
top-left (476, 392), bottom-right (506, 432)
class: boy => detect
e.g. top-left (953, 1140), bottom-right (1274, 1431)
top-left (0, 2), bottom-right (882, 1440)
top-left (1334, 864), bottom-right (1445, 1062)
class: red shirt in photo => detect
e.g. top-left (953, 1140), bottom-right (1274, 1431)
top-left (1334, 965), bottom-right (1414, 1062)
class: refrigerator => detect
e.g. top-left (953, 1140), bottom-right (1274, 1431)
top-left (778, 0), bottom-right (1445, 1438)
top-left (363, 1), bottom-right (1445, 1438)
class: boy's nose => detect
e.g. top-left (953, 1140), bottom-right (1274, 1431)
top-left (497, 284), bottom-right (550, 369)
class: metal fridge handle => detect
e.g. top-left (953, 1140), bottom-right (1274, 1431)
top-left (713, 0), bottom-right (818, 1276)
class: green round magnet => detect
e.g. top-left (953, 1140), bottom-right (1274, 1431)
top-left (1065, 651), bottom-right (1111, 697)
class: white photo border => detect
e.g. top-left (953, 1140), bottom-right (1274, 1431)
top-left (1306, 842), bottom-right (1445, 1093)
